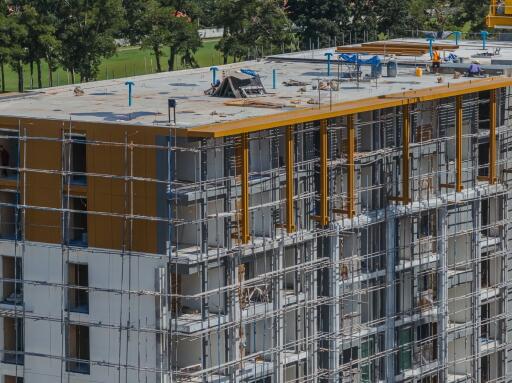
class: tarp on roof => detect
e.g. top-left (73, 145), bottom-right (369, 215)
top-left (210, 73), bottom-right (266, 98)
top-left (339, 54), bottom-right (382, 66)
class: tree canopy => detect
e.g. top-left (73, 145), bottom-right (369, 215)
top-left (0, 0), bottom-right (498, 92)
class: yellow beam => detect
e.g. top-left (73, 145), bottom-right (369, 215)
top-left (319, 120), bottom-right (329, 226)
top-left (489, 89), bottom-right (497, 184)
top-left (241, 133), bottom-right (250, 243)
top-left (456, 96), bottom-right (463, 193)
top-left (186, 77), bottom-right (512, 138)
top-left (347, 115), bottom-right (356, 218)
top-left (402, 105), bottom-right (411, 204)
top-left (285, 126), bottom-right (296, 233)
top-left (486, 15), bottom-right (512, 28)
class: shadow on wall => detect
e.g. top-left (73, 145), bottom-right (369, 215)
top-left (70, 111), bottom-right (161, 122)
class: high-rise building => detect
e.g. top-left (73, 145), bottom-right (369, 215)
top-left (0, 38), bottom-right (511, 383)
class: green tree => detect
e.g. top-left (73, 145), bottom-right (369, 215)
top-left (451, 0), bottom-right (488, 31)
top-left (167, 15), bottom-right (202, 71)
top-left (164, 0), bottom-right (202, 71)
top-left (0, 4), bottom-right (9, 92)
top-left (287, 0), bottom-right (350, 46)
top-left (374, 0), bottom-right (414, 36)
top-left (56, 0), bottom-right (124, 82)
top-left (139, 0), bottom-right (172, 73)
top-left (194, 0), bottom-right (216, 27)
top-left (16, 3), bottom-right (59, 89)
top-left (138, 0), bottom-right (202, 72)
top-left (1, 4), bottom-right (28, 92)
top-left (246, 0), bottom-right (296, 52)
top-left (122, 0), bottom-right (147, 45)
top-left (215, 0), bottom-right (295, 63)
top-left (214, 0), bottom-right (253, 63)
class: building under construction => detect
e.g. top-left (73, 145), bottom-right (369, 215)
top-left (1, 38), bottom-right (512, 383)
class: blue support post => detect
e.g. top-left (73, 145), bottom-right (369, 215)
top-left (481, 31), bottom-right (489, 50)
top-left (324, 52), bottom-right (333, 76)
top-left (454, 31), bottom-right (461, 46)
top-left (272, 69), bottom-right (277, 89)
top-left (210, 66), bottom-right (219, 85)
top-left (427, 37), bottom-right (435, 58)
top-left (125, 81), bottom-right (135, 107)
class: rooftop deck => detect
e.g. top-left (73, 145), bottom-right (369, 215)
top-left (1, 38), bottom-right (512, 135)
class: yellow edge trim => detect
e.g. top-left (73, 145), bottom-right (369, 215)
top-left (186, 77), bottom-right (512, 138)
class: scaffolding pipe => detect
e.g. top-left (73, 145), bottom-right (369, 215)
top-left (241, 133), bottom-right (250, 243)
top-left (319, 120), bottom-right (329, 226)
top-left (490, 89), bottom-right (497, 184)
top-left (402, 104), bottom-right (411, 204)
top-left (347, 114), bottom-right (356, 218)
top-left (456, 95), bottom-right (463, 192)
top-left (286, 126), bottom-right (296, 233)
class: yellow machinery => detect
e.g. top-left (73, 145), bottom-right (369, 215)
top-left (486, 0), bottom-right (512, 28)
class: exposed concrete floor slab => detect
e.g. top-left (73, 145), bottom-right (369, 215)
top-left (1, 39), bottom-right (512, 129)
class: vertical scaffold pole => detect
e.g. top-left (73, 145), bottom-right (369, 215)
top-left (241, 133), bottom-right (250, 243)
top-left (402, 104), bottom-right (411, 204)
top-left (286, 126), bottom-right (296, 233)
top-left (456, 95), bottom-right (463, 192)
top-left (490, 89), bottom-right (497, 184)
top-left (320, 120), bottom-right (329, 226)
top-left (347, 114), bottom-right (356, 218)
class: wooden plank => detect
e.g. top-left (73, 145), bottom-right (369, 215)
top-left (362, 41), bottom-right (458, 51)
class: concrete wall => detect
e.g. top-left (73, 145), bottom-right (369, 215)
top-left (0, 241), bottom-right (165, 383)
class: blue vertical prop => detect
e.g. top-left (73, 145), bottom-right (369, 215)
top-left (324, 52), bottom-right (333, 76)
top-left (427, 37), bottom-right (435, 58)
top-left (272, 69), bottom-right (276, 89)
top-left (454, 31), bottom-right (461, 46)
top-left (481, 31), bottom-right (489, 50)
top-left (125, 81), bottom-right (134, 106)
top-left (210, 67), bottom-right (219, 85)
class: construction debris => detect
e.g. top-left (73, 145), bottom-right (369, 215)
top-left (282, 79), bottom-right (310, 87)
top-left (224, 99), bottom-right (285, 109)
top-left (319, 80), bottom-right (340, 91)
top-left (73, 86), bottom-right (85, 96)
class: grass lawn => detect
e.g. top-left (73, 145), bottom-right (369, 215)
top-left (0, 39), bottom-right (232, 92)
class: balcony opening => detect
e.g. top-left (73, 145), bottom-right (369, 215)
top-left (3, 317), bottom-right (23, 365)
top-left (0, 191), bottom-right (19, 240)
top-left (0, 130), bottom-right (19, 180)
top-left (239, 262), bottom-right (271, 309)
top-left (482, 258), bottom-right (490, 289)
top-left (481, 303), bottom-right (490, 340)
top-left (481, 354), bottom-right (490, 382)
top-left (418, 272), bottom-right (437, 312)
top-left (4, 376), bottom-right (23, 383)
top-left (65, 196), bottom-right (88, 246)
top-left (67, 263), bottom-right (89, 314)
top-left (479, 91), bottom-right (491, 130)
top-left (416, 323), bottom-right (437, 365)
top-left (361, 336), bottom-right (376, 383)
top-left (248, 378), bottom-right (271, 383)
top-left (419, 210), bottom-right (436, 239)
top-left (64, 134), bottom-right (87, 185)
top-left (66, 324), bottom-right (90, 374)
top-left (397, 327), bottom-right (413, 373)
top-left (420, 376), bottom-right (438, 383)
top-left (2, 256), bottom-right (22, 305)
top-left (479, 141), bottom-right (490, 178)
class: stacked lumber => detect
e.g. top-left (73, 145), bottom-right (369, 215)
top-left (336, 41), bottom-right (458, 57)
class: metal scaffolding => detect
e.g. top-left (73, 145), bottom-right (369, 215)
top-left (0, 81), bottom-right (511, 383)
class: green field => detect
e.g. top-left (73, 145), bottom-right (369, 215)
top-left (0, 39), bottom-right (233, 92)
